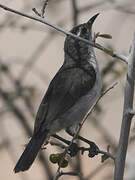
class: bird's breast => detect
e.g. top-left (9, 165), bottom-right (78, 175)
top-left (55, 72), bottom-right (102, 132)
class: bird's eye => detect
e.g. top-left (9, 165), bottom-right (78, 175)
top-left (81, 27), bottom-right (87, 34)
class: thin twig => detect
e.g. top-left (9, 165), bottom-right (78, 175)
top-left (54, 170), bottom-right (82, 180)
top-left (0, 3), bottom-right (128, 63)
top-left (41, 0), bottom-right (49, 18)
top-left (80, 82), bottom-right (118, 128)
top-left (98, 150), bottom-right (115, 160)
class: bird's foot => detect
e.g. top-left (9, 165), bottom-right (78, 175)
top-left (68, 142), bottom-right (79, 157)
top-left (88, 141), bottom-right (99, 157)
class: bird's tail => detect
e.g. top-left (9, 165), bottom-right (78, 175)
top-left (14, 131), bottom-right (48, 173)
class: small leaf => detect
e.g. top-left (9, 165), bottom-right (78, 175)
top-left (101, 154), bottom-right (109, 163)
top-left (98, 34), bottom-right (112, 39)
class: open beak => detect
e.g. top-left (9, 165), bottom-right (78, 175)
top-left (87, 13), bottom-right (100, 29)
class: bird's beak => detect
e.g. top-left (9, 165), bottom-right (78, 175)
top-left (87, 13), bottom-right (100, 29)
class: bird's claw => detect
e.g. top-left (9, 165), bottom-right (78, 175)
top-left (88, 142), bottom-right (99, 157)
top-left (68, 142), bottom-right (79, 157)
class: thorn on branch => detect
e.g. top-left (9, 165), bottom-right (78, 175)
top-left (32, 8), bottom-right (41, 17)
top-left (41, 0), bottom-right (49, 18)
top-left (128, 109), bottom-right (135, 117)
top-left (32, 0), bottom-right (49, 18)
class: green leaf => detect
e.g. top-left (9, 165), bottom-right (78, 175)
top-left (98, 34), bottom-right (112, 39)
top-left (101, 154), bottom-right (109, 163)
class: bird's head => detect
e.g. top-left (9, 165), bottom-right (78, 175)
top-left (70, 13), bottom-right (99, 40)
top-left (64, 13), bottom-right (99, 63)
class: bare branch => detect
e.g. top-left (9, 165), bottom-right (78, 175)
top-left (0, 3), bottom-right (128, 63)
top-left (114, 33), bottom-right (135, 180)
top-left (80, 82), bottom-right (118, 128)
top-left (54, 170), bottom-right (82, 180)
top-left (98, 149), bottom-right (115, 160)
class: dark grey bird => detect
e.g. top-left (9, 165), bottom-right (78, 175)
top-left (14, 13), bottom-right (102, 173)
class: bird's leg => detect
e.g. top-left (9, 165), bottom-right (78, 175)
top-left (66, 129), bottom-right (99, 157)
top-left (52, 134), bottom-right (79, 157)
top-left (52, 134), bottom-right (70, 145)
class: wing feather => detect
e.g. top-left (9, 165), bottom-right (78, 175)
top-left (34, 64), bottom-right (96, 134)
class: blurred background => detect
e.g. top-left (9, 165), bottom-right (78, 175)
top-left (0, 0), bottom-right (135, 179)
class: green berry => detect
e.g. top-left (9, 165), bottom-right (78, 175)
top-left (49, 154), bottom-right (61, 164)
top-left (58, 159), bottom-right (68, 168)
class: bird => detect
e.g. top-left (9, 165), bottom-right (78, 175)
top-left (14, 13), bottom-right (102, 173)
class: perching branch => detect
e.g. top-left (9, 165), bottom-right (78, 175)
top-left (0, 3), bottom-right (128, 63)
top-left (50, 135), bottom-right (115, 161)
top-left (114, 33), bottom-right (135, 180)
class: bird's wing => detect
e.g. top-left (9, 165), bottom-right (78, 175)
top-left (34, 65), bottom-right (96, 134)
